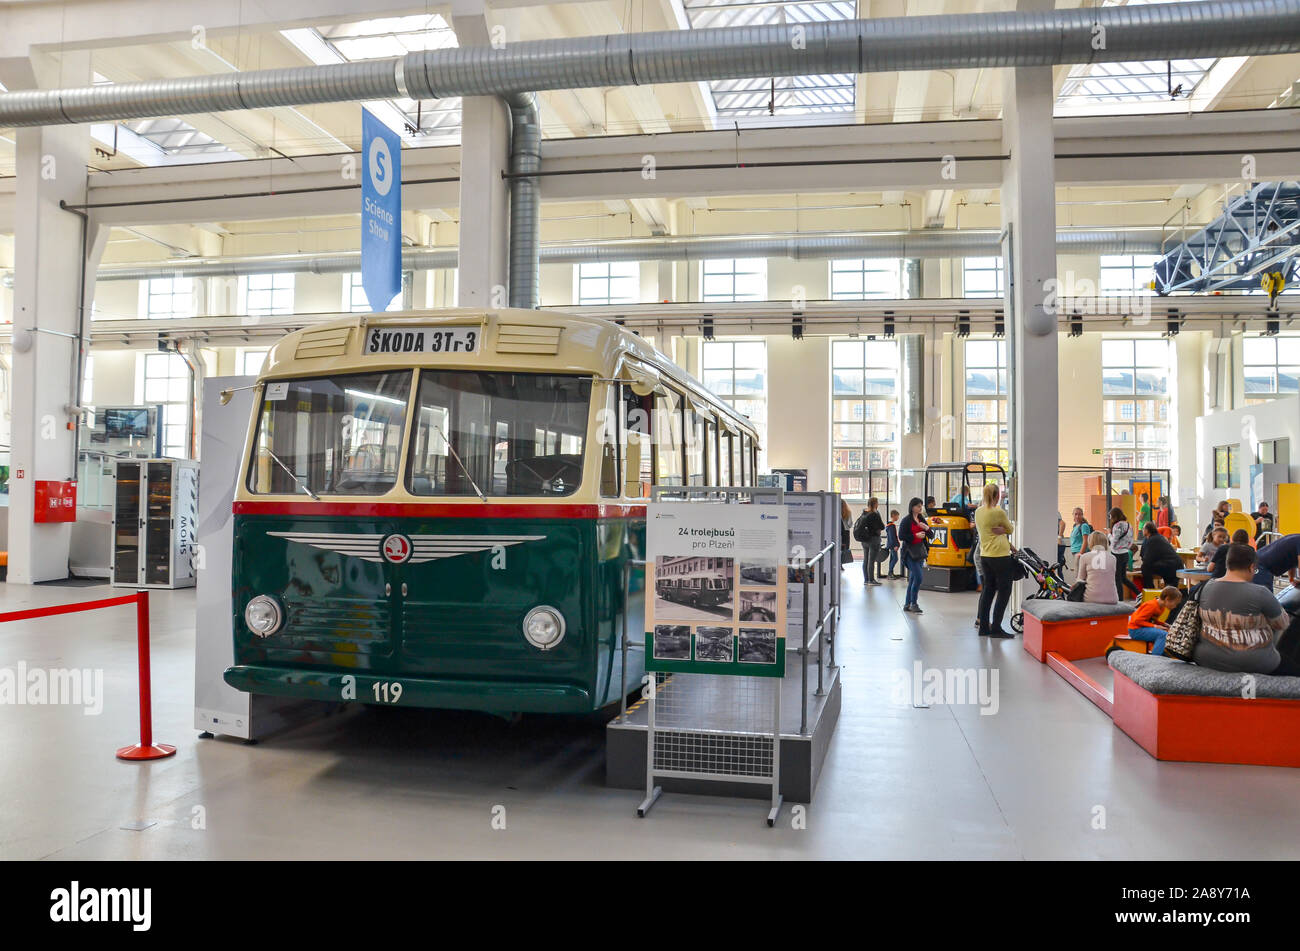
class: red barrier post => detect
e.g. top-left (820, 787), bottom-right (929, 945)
top-left (116, 591), bottom-right (176, 762)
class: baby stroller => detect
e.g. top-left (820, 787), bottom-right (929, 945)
top-left (1009, 546), bottom-right (1070, 634)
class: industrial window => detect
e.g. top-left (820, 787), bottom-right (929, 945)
top-left (137, 352), bottom-right (191, 459)
top-left (1100, 255), bottom-right (1158, 296)
top-left (830, 338), bottom-right (899, 501)
top-left (144, 276), bottom-right (195, 319)
top-left (1101, 338), bottom-right (1171, 469)
top-left (81, 354), bottom-right (94, 404)
top-left (346, 272), bottom-right (408, 313)
top-left (242, 273), bottom-right (295, 317)
top-left (1242, 336), bottom-right (1300, 405)
top-left (702, 258), bottom-right (766, 302)
top-left (700, 340), bottom-right (767, 473)
top-left (829, 259), bottom-right (905, 299)
top-left (576, 262), bottom-right (640, 306)
top-left (964, 339), bottom-right (1009, 470)
top-left (238, 349), bottom-right (268, 377)
top-left (1214, 445), bottom-right (1241, 489)
top-left (962, 257), bottom-right (1004, 298)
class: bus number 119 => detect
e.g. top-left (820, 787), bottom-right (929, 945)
top-left (372, 681), bottom-right (403, 703)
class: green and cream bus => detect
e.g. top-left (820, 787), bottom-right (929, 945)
top-left (224, 308), bottom-right (759, 716)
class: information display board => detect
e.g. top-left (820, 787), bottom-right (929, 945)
top-left (646, 501), bottom-right (788, 676)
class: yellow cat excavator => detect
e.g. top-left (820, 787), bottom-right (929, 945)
top-left (920, 461), bottom-right (1008, 592)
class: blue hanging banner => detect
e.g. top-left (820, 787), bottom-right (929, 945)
top-left (361, 108), bottom-right (402, 313)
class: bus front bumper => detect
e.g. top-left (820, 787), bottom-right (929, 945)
top-left (223, 665), bottom-right (594, 715)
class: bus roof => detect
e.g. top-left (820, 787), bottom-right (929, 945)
top-left (258, 308), bottom-right (758, 443)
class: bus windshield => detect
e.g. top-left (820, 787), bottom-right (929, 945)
top-left (407, 371), bottom-right (591, 497)
top-left (247, 371), bottom-right (411, 496)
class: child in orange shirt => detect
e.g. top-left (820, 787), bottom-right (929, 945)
top-left (1128, 585), bottom-right (1181, 656)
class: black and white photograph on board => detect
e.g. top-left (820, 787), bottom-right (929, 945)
top-left (693, 625), bottom-right (735, 662)
top-left (738, 589), bottom-right (778, 622)
top-left (738, 628), bottom-right (778, 664)
top-left (652, 624), bottom-right (692, 661)
top-left (653, 555), bottom-right (735, 621)
top-left (739, 559), bottom-right (778, 586)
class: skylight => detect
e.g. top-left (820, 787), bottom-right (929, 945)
top-left (311, 15), bottom-right (462, 144)
top-left (1057, 58), bottom-right (1218, 105)
top-left (682, 0), bottom-right (856, 123)
top-left (126, 117), bottom-right (232, 156)
top-left (1056, 0), bottom-right (1217, 110)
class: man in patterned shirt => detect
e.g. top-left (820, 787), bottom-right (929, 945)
top-left (1195, 544), bottom-right (1290, 675)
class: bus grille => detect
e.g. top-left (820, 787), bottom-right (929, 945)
top-left (281, 597), bottom-right (390, 649)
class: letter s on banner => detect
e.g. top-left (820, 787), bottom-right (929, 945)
top-left (361, 108), bottom-right (402, 314)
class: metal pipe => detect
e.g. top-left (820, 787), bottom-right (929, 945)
top-left (505, 93), bottom-right (541, 309)
top-left (87, 228), bottom-right (1166, 282)
top-left (1, 2), bottom-right (1296, 128)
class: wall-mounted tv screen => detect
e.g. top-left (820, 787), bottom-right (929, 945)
top-left (104, 408), bottom-right (151, 438)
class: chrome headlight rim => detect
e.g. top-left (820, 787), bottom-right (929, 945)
top-left (522, 605), bottom-right (566, 651)
top-left (244, 595), bottom-right (284, 637)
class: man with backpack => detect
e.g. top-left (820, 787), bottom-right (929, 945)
top-left (854, 498), bottom-right (887, 586)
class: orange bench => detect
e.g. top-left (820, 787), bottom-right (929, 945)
top-left (1021, 600), bottom-right (1136, 663)
top-left (1109, 652), bottom-right (1300, 767)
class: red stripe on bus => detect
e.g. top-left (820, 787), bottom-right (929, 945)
top-left (232, 500), bottom-right (648, 519)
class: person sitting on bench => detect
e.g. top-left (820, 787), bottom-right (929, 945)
top-left (1127, 585), bottom-right (1181, 656)
top-left (1196, 544), bottom-right (1291, 675)
top-left (1139, 522), bottom-right (1183, 592)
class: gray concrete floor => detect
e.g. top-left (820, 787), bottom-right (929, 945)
top-left (2, 573), bottom-right (1298, 860)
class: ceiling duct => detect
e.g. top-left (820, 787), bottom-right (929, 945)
top-left (0, 2), bottom-right (1296, 126)
top-left (89, 229), bottom-right (1165, 282)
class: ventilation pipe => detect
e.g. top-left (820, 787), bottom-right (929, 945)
top-left (0, 2), bottom-right (1296, 126)
top-left (505, 93), bottom-right (541, 309)
top-left (87, 229), bottom-right (1165, 282)
top-left (2, 1), bottom-right (1293, 309)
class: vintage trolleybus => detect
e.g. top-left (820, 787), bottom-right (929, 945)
top-left (224, 308), bottom-right (759, 715)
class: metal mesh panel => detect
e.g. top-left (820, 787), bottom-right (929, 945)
top-left (649, 672), bottom-right (776, 780)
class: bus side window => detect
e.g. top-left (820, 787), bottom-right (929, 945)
top-left (740, 433), bottom-right (751, 486)
top-left (718, 431), bottom-right (731, 487)
top-left (685, 404), bottom-right (704, 486)
top-left (654, 389), bottom-right (683, 487)
top-left (622, 386), bottom-right (651, 498)
top-left (599, 384), bottom-right (619, 498)
top-left (705, 418), bottom-right (718, 487)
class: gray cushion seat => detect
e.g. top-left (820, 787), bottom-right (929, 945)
top-left (1020, 599), bottom-right (1136, 622)
top-left (1108, 651), bottom-right (1300, 700)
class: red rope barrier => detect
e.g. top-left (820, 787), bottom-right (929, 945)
top-left (0, 589), bottom-right (179, 762)
top-left (0, 593), bottom-right (139, 624)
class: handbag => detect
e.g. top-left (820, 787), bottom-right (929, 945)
top-left (906, 541), bottom-right (927, 561)
top-left (1163, 584), bottom-right (1204, 662)
top-left (1067, 581), bottom-right (1086, 602)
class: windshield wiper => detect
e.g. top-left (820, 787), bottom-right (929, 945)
top-left (433, 425), bottom-right (487, 502)
top-left (265, 448), bottom-right (320, 501)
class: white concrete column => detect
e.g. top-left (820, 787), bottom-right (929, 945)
top-left (5, 51), bottom-right (93, 583)
top-left (656, 259), bottom-right (674, 303)
top-left (456, 96), bottom-right (510, 308)
top-left (1001, 63), bottom-right (1060, 557)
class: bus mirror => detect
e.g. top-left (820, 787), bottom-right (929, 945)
top-left (622, 363), bottom-right (661, 397)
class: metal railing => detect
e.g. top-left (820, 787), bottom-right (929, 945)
top-left (797, 542), bottom-right (838, 735)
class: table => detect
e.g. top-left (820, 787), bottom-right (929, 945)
top-left (1177, 568), bottom-right (1214, 591)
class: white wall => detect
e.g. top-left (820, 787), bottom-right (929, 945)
top-left (1195, 395), bottom-right (1300, 533)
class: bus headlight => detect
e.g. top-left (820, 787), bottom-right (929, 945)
top-left (522, 606), bottom-right (565, 650)
top-left (245, 595), bottom-right (284, 637)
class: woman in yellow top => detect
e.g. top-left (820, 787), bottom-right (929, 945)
top-left (974, 481), bottom-right (1015, 639)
